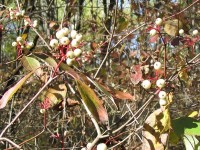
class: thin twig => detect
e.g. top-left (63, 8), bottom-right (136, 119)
top-left (94, 0), bottom-right (118, 78)
top-left (0, 137), bottom-right (21, 149)
top-left (165, 0), bottom-right (200, 20)
top-left (32, 28), bottom-right (52, 51)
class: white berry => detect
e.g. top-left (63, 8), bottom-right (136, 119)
top-left (16, 11), bottom-right (22, 18)
top-left (10, 15), bottom-right (14, 20)
top-left (81, 148), bottom-right (86, 150)
top-left (86, 143), bottom-right (92, 149)
top-left (66, 51), bottom-right (75, 59)
top-left (179, 29), bottom-right (184, 35)
top-left (66, 58), bottom-right (74, 66)
top-left (26, 42), bottom-right (34, 49)
top-left (40, 109), bottom-right (46, 114)
top-left (71, 30), bottom-right (77, 39)
top-left (21, 10), bottom-right (25, 16)
top-left (76, 33), bottom-right (82, 42)
top-left (12, 42), bottom-right (17, 47)
top-left (9, 11), bottom-right (14, 17)
top-left (71, 39), bottom-right (79, 47)
top-left (97, 143), bottom-right (107, 150)
top-left (33, 20), bottom-right (38, 28)
top-left (74, 48), bottom-right (82, 57)
top-left (60, 37), bottom-right (70, 45)
top-left (150, 29), bottom-right (157, 36)
top-left (8, 7), bottom-right (13, 12)
top-left (62, 27), bottom-right (69, 36)
top-left (56, 30), bottom-right (65, 39)
top-left (158, 91), bottom-right (167, 99)
top-left (192, 30), bottom-right (198, 36)
top-left (154, 61), bottom-right (162, 70)
top-left (156, 79), bottom-right (165, 88)
top-left (141, 80), bottom-right (151, 89)
top-left (50, 39), bottom-right (59, 48)
top-left (159, 98), bottom-right (167, 106)
top-left (16, 36), bottom-right (23, 42)
top-left (24, 20), bottom-right (29, 26)
top-left (155, 18), bottom-right (162, 25)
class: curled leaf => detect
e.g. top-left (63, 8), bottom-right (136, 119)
top-left (44, 84), bottom-right (67, 107)
top-left (142, 108), bottom-right (171, 150)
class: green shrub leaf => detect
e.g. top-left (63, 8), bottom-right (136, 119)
top-left (76, 79), bottom-right (108, 123)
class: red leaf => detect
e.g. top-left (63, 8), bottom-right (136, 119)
top-left (130, 65), bottom-right (143, 84)
top-left (149, 34), bottom-right (159, 43)
top-left (113, 90), bottom-right (134, 100)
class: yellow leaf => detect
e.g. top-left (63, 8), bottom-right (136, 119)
top-left (164, 19), bottom-right (183, 36)
top-left (21, 33), bottom-right (28, 40)
top-left (188, 111), bottom-right (198, 118)
top-left (0, 72), bottom-right (33, 109)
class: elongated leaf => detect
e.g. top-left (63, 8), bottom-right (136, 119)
top-left (172, 117), bottom-right (200, 136)
top-left (183, 135), bottom-right (200, 150)
top-left (76, 79), bottom-right (108, 123)
top-left (21, 56), bottom-right (42, 76)
top-left (86, 77), bottom-right (118, 111)
top-left (0, 72), bottom-right (33, 109)
top-left (60, 62), bottom-right (80, 79)
top-left (34, 53), bottom-right (57, 68)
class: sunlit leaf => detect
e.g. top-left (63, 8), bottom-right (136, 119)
top-left (172, 117), bottom-right (200, 136)
top-left (188, 111), bottom-right (198, 118)
top-left (76, 79), bottom-right (108, 123)
top-left (21, 33), bottom-right (28, 40)
top-left (142, 108), bottom-right (171, 150)
top-left (0, 72), bottom-right (33, 109)
top-left (183, 135), bottom-right (200, 150)
top-left (164, 19), bottom-right (183, 36)
top-left (21, 56), bottom-right (42, 76)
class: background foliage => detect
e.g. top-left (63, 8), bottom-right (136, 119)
top-left (0, 0), bottom-right (200, 149)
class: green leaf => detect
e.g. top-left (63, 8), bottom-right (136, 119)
top-left (21, 56), bottom-right (42, 76)
top-left (86, 77), bottom-right (118, 111)
top-left (76, 79), bottom-right (108, 123)
top-left (34, 53), bottom-right (57, 68)
top-left (183, 135), bottom-right (200, 150)
top-left (169, 130), bottom-right (180, 145)
top-left (60, 62), bottom-right (80, 79)
top-left (172, 117), bottom-right (200, 136)
top-left (0, 72), bottom-right (33, 109)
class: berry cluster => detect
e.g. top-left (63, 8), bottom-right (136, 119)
top-left (141, 61), bottom-right (168, 106)
top-left (8, 7), bottom-right (25, 20)
top-left (149, 18), bottom-right (199, 37)
top-left (149, 18), bottom-right (163, 36)
top-left (49, 28), bottom-right (83, 66)
top-left (12, 36), bottom-right (34, 57)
